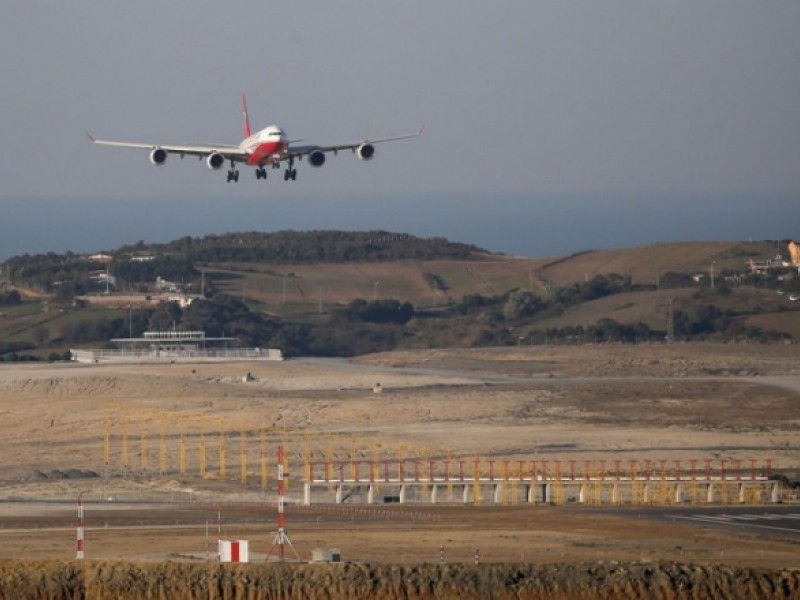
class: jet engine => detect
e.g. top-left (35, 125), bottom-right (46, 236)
top-left (206, 152), bottom-right (225, 170)
top-left (308, 150), bottom-right (326, 167)
top-left (356, 143), bottom-right (375, 161)
top-left (149, 148), bottom-right (168, 165)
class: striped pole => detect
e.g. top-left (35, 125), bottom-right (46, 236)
top-left (76, 493), bottom-right (84, 560)
top-left (265, 444), bottom-right (299, 562)
top-left (277, 444), bottom-right (286, 561)
top-left (439, 544), bottom-right (445, 564)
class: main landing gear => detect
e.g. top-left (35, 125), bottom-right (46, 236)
top-left (284, 158), bottom-right (297, 181)
top-left (255, 167), bottom-right (268, 180)
top-left (226, 159), bottom-right (239, 183)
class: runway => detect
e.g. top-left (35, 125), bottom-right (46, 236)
top-left (594, 506), bottom-right (800, 538)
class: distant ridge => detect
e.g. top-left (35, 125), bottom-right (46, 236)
top-left (114, 230), bottom-right (490, 264)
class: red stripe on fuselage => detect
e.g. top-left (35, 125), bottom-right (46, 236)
top-left (246, 141), bottom-right (286, 165)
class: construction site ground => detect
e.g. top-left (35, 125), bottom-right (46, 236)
top-left (0, 342), bottom-right (798, 569)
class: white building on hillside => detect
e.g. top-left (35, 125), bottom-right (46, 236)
top-left (71, 330), bottom-right (282, 364)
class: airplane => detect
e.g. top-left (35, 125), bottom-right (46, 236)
top-left (88, 95), bottom-right (422, 183)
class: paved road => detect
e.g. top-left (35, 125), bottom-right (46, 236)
top-left (594, 506), bottom-right (800, 538)
top-left (298, 358), bottom-right (800, 393)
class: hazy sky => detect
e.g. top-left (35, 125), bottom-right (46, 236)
top-left (1, 2), bottom-right (799, 258)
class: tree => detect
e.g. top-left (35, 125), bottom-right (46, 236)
top-left (148, 302), bottom-right (182, 331)
top-left (660, 272), bottom-right (694, 289)
top-left (336, 299), bottom-right (415, 325)
top-left (504, 291), bottom-right (544, 320)
top-left (0, 290), bottom-right (21, 306)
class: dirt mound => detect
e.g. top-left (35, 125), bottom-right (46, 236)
top-left (21, 469), bottom-right (98, 481)
top-left (0, 374), bottom-right (235, 399)
top-left (0, 561), bottom-right (797, 599)
top-left (0, 376), bottom-right (124, 397)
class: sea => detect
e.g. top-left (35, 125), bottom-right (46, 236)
top-left (0, 193), bottom-right (798, 261)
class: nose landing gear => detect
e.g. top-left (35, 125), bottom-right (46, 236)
top-left (255, 167), bottom-right (267, 180)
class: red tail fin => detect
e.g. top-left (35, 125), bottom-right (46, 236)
top-left (242, 94), bottom-right (252, 138)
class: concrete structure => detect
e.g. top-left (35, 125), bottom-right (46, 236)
top-left (789, 241), bottom-right (800, 267)
top-left (87, 253), bottom-right (113, 264)
top-left (156, 276), bottom-right (182, 293)
top-left (311, 548), bottom-right (341, 563)
top-left (300, 460), bottom-right (782, 507)
top-left (748, 256), bottom-right (798, 275)
top-left (71, 330), bottom-right (282, 363)
top-left (74, 293), bottom-right (201, 308)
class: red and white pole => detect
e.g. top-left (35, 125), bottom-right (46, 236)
top-left (266, 444), bottom-right (299, 562)
top-left (276, 444), bottom-right (286, 561)
top-left (76, 493), bottom-right (84, 560)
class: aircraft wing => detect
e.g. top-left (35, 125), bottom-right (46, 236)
top-left (286, 127), bottom-right (423, 159)
top-left (87, 134), bottom-right (250, 160)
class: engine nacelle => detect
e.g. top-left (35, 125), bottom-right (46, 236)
top-left (206, 152), bottom-right (225, 170)
top-left (149, 148), bottom-right (167, 166)
top-left (308, 150), bottom-right (326, 168)
top-left (356, 143), bottom-right (375, 161)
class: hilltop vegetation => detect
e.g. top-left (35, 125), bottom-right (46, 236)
top-left (118, 230), bottom-right (487, 264)
top-left (0, 233), bottom-right (797, 360)
top-left (3, 231), bottom-right (487, 294)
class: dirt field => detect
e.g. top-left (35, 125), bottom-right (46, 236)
top-left (534, 241), bottom-right (774, 287)
top-left (0, 501), bottom-right (798, 570)
top-left (0, 343), bottom-right (798, 568)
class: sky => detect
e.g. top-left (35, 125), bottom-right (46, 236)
top-left (1, 1), bottom-right (799, 259)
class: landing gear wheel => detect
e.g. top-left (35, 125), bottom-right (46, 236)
top-left (227, 160), bottom-right (240, 183)
top-left (284, 169), bottom-right (289, 181)
top-left (291, 169), bottom-right (297, 180)
top-left (256, 167), bottom-right (267, 180)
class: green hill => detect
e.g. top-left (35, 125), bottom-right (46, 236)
top-left (1, 234), bottom-right (797, 359)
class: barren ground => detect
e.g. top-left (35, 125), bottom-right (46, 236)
top-left (0, 343), bottom-right (798, 568)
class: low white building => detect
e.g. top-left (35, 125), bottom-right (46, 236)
top-left (71, 330), bottom-right (283, 363)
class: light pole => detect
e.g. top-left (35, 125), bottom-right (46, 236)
top-left (711, 261), bottom-right (716, 289)
top-left (373, 281), bottom-right (379, 301)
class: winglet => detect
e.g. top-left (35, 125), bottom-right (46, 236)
top-left (417, 125), bottom-right (425, 136)
top-left (242, 94), bottom-right (251, 138)
top-left (86, 132), bottom-right (96, 143)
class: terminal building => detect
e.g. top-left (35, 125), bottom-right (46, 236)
top-left (70, 330), bottom-right (282, 363)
